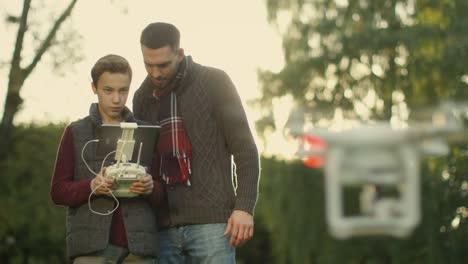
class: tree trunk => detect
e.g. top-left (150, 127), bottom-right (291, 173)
top-left (0, 61), bottom-right (26, 160)
top-left (0, 84), bottom-right (23, 161)
top-left (0, 0), bottom-right (78, 160)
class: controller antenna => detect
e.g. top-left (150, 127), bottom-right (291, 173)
top-left (136, 142), bottom-right (143, 166)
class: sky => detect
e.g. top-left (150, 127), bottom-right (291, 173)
top-left (0, 0), bottom-right (299, 156)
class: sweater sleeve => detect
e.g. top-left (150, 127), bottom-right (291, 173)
top-left (132, 89), bottom-right (143, 120)
top-left (207, 68), bottom-right (260, 215)
top-left (143, 151), bottom-right (167, 209)
top-left (50, 126), bottom-right (93, 207)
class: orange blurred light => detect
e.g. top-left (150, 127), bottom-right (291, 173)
top-left (301, 135), bottom-right (327, 150)
top-left (303, 156), bottom-right (324, 168)
top-left (300, 135), bottom-right (327, 168)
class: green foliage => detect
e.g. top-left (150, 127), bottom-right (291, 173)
top-left (256, 0), bottom-right (468, 131)
top-left (236, 208), bottom-right (274, 264)
top-left (258, 157), bottom-right (326, 263)
top-left (0, 123), bottom-right (67, 263)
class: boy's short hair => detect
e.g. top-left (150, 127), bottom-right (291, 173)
top-left (91, 54), bottom-right (132, 86)
top-left (140, 22), bottom-right (180, 51)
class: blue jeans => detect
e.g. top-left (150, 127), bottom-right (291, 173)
top-left (158, 223), bottom-right (235, 264)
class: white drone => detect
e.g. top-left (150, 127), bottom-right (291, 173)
top-left (296, 103), bottom-right (467, 239)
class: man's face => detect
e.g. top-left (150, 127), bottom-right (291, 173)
top-left (92, 72), bottom-right (130, 124)
top-left (141, 45), bottom-right (184, 90)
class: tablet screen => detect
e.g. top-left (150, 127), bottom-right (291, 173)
top-left (96, 124), bottom-right (160, 167)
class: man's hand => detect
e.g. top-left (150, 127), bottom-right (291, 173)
top-left (129, 174), bottom-right (154, 195)
top-left (90, 168), bottom-right (114, 195)
top-left (223, 210), bottom-right (254, 247)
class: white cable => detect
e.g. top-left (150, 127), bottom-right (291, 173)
top-left (88, 150), bottom-right (120, 216)
top-left (81, 139), bottom-right (100, 176)
top-left (88, 180), bottom-right (120, 216)
top-left (100, 150), bottom-right (117, 177)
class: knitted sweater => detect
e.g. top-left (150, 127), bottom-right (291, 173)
top-left (133, 56), bottom-right (260, 228)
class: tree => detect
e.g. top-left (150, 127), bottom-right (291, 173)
top-left (0, 0), bottom-right (80, 160)
top-left (255, 0), bottom-right (467, 135)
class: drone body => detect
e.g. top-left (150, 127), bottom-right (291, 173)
top-left (299, 117), bottom-right (464, 239)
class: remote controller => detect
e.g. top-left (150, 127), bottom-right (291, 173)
top-left (103, 122), bottom-right (147, 198)
top-left (105, 163), bottom-right (146, 197)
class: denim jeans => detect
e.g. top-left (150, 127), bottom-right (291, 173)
top-left (73, 244), bottom-right (156, 264)
top-left (158, 223), bottom-right (235, 264)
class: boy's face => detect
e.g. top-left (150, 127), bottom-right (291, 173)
top-left (92, 72), bottom-right (131, 124)
top-left (141, 44), bottom-right (184, 90)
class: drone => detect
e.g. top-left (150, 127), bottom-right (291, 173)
top-left (295, 103), bottom-right (467, 239)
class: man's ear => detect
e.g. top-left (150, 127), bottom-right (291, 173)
top-left (177, 48), bottom-right (185, 62)
top-left (91, 82), bottom-right (97, 94)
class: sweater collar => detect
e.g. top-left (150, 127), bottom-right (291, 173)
top-left (88, 103), bottom-right (135, 126)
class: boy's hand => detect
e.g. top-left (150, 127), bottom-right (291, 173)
top-left (90, 168), bottom-right (114, 195)
top-left (129, 174), bottom-right (154, 195)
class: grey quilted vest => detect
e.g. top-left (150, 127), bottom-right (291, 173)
top-left (66, 104), bottom-right (158, 258)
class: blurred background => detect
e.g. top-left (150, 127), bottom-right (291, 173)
top-left (0, 0), bottom-right (467, 263)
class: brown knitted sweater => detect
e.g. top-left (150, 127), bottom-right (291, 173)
top-left (133, 56), bottom-right (260, 228)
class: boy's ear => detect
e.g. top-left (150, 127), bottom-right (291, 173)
top-left (91, 82), bottom-right (97, 94)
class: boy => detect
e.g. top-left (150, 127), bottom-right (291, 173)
top-left (51, 54), bottom-right (161, 263)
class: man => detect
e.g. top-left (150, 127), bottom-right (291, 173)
top-left (51, 54), bottom-right (162, 263)
top-left (133, 22), bottom-right (260, 263)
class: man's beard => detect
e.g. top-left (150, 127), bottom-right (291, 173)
top-left (153, 62), bottom-right (180, 90)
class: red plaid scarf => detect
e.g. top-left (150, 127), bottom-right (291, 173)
top-left (153, 58), bottom-right (192, 185)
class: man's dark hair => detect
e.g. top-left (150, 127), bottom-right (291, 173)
top-left (91, 54), bottom-right (132, 86)
top-left (140, 22), bottom-right (180, 50)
